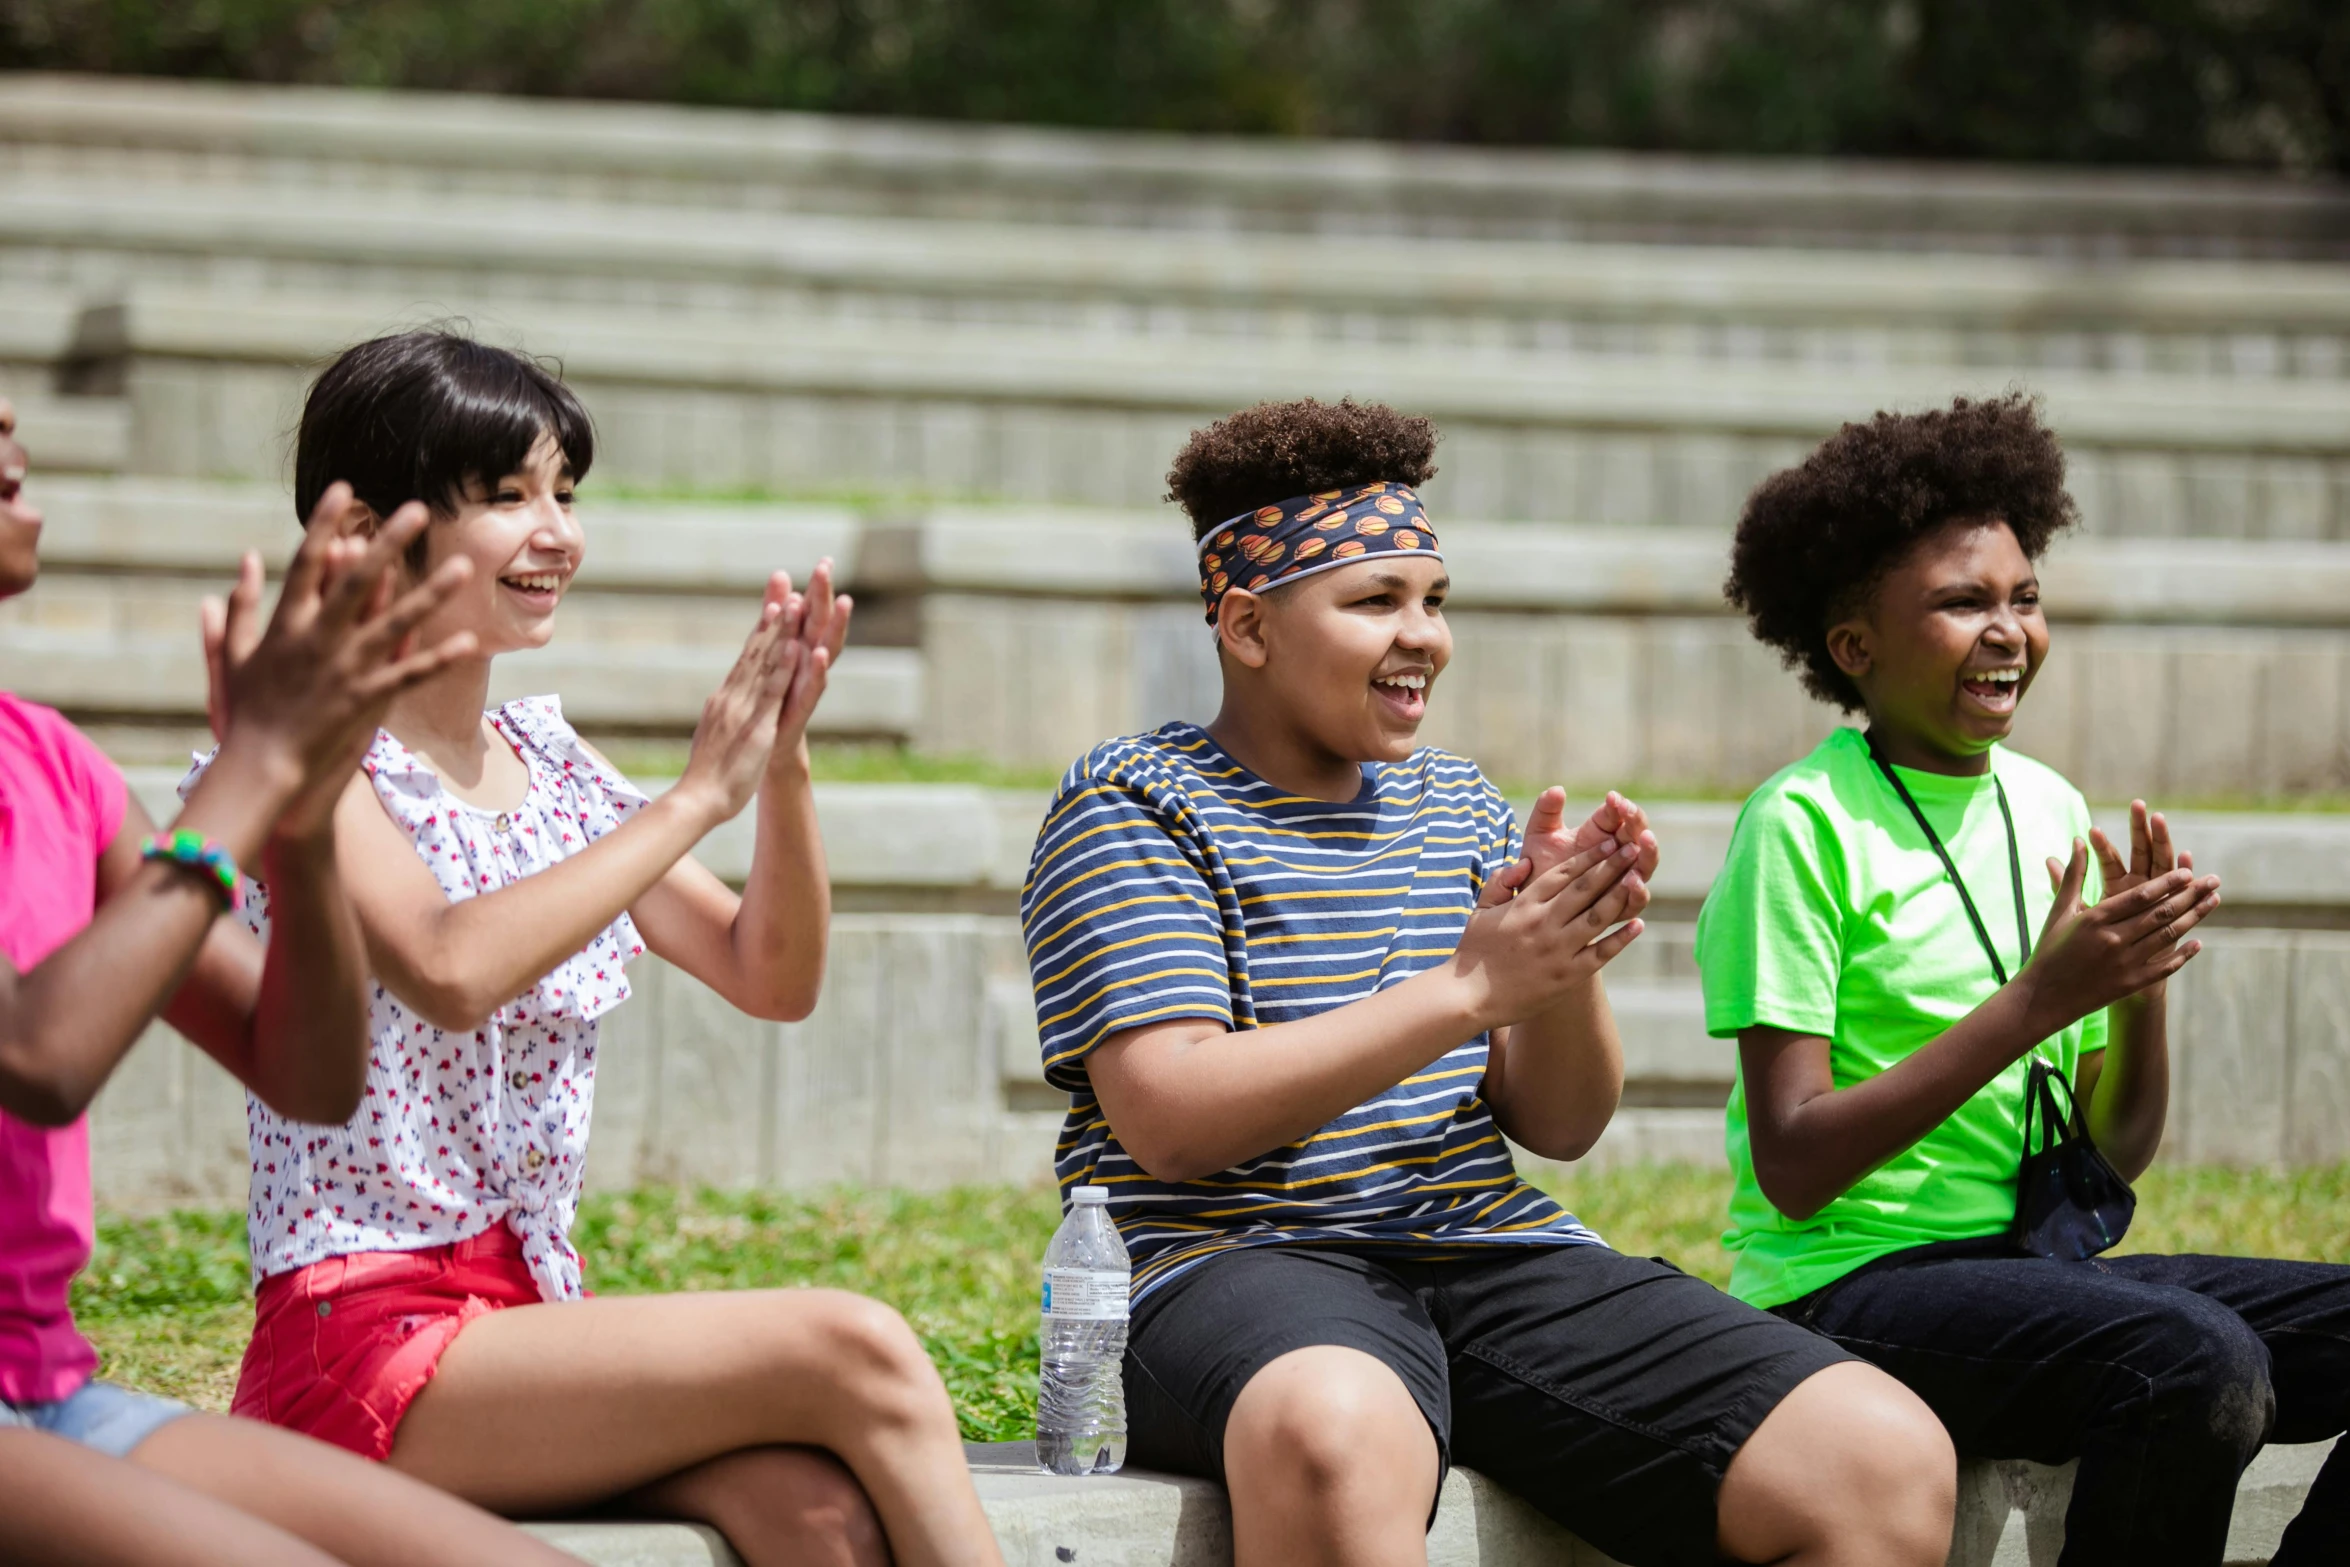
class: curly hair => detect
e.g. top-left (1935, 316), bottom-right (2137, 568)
top-left (1725, 394), bottom-right (2078, 711)
top-left (1166, 398), bottom-right (1439, 538)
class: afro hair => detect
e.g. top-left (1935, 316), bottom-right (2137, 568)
top-left (1725, 393), bottom-right (2078, 711)
top-left (1165, 398), bottom-right (1439, 538)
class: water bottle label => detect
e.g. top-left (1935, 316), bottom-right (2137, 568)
top-left (1041, 1268), bottom-right (1129, 1320)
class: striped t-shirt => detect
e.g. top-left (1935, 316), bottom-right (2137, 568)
top-left (1021, 722), bottom-right (1600, 1302)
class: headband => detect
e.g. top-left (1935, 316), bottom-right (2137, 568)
top-left (1195, 482), bottom-right (1443, 625)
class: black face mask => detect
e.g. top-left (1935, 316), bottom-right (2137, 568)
top-left (1864, 731), bottom-right (2135, 1261)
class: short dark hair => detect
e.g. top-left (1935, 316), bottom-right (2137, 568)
top-left (1725, 393), bottom-right (2078, 711)
top-left (294, 330), bottom-right (595, 553)
top-left (1166, 398), bottom-right (1439, 539)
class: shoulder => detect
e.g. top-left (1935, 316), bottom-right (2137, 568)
top-left (1395, 747), bottom-right (1510, 826)
top-left (1991, 743), bottom-right (2091, 824)
top-left (1724, 732), bottom-right (1860, 856)
top-left (0, 693), bottom-right (110, 775)
top-left (0, 692), bottom-right (125, 831)
top-left (1046, 727), bottom-right (1207, 822)
top-left (496, 696), bottom-right (645, 807)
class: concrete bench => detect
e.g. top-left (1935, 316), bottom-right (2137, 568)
top-left (6, 72), bottom-right (2346, 259)
top-left (517, 1438), bottom-right (2335, 1566)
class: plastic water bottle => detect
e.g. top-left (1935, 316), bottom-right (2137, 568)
top-left (1035, 1185), bottom-right (1130, 1475)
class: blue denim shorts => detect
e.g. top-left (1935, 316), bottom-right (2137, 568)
top-left (0, 1378), bottom-right (192, 1458)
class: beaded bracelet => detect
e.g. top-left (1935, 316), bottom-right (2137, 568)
top-left (140, 828), bottom-right (241, 911)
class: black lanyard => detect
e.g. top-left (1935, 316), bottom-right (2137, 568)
top-left (1864, 732), bottom-right (2031, 987)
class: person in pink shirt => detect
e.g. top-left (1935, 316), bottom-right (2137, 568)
top-left (0, 395), bottom-right (582, 1567)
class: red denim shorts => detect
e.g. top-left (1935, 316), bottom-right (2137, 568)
top-left (233, 1225), bottom-right (541, 1460)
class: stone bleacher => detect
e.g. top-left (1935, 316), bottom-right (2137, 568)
top-left (7, 72), bottom-right (2346, 1565)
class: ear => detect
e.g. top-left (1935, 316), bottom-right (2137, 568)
top-left (1216, 589), bottom-right (1273, 670)
top-left (1824, 615), bottom-right (1873, 682)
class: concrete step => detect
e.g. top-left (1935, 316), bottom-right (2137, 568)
top-left (15, 471), bottom-right (2350, 794)
top-left (86, 773), bottom-right (2350, 1204)
top-left (3, 391), bottom-right (124, 472)
top-left (28, 475), bottom-right (2350, 624)
top-left (516, 1437), bottom-right (2336, 1566)
top-left (5, 179), bottom-right (2349, 380)
top-left (54, 285), bottom-right (2350, 540)
top-left (5, 72), bottom-right (2345, 260)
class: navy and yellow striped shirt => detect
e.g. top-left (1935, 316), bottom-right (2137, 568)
top-left (1021, 722), bottom-right (1600, 1302)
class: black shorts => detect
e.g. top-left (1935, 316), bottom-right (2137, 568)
top-left (1124, 1243), bottom-right (1854, 1567)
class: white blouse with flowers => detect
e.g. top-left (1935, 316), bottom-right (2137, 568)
top-left (182, 696), bottom-right (646, 1301)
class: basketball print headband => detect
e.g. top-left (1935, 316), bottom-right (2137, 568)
top-left (1196, 482), bottom-right (1443, 625)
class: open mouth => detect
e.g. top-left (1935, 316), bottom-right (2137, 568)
top-left (1959, 666), bottom-right (2024, 714)
top-left (497, 569), bottom-right (567, 608)
top-left (0, 470), bottom-right (40, 531)
top-left (1372, 669), bottom-right (1429, 722)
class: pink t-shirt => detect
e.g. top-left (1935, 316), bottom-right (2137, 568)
top-left (0, 693), bottom-right (127, 1403)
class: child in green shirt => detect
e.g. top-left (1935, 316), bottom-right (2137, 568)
top-left (1697, 393), bottom-right (2350, 1567)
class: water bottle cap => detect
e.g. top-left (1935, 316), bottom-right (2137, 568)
top-left (1072, 1186), bottom-right (1110, 1205)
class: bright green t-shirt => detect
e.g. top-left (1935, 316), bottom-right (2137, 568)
top-left (1695, 726), bottom-right (2108, 1310)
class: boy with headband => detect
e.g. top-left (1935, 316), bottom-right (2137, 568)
top-left (1019, 397), bottom-right (1958, 1567)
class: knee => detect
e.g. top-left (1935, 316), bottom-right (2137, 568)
top-left (1728, 1364), bottom-right (1955, 1567)
top-left (1831, 1383), bottom-right (1958, 1563)
top-left (2139, 1304), bottom-right (2274, 1459)
top-left (793, 1292), bottom-right (954, 1433)
top-left (1226, 1349), bottom-right (1434, 1518)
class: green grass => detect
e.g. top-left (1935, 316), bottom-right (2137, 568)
top-left (76, 1168), bottom-right (2350, 1439)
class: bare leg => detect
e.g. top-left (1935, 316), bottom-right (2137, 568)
top-left (625, 1445), bottom-right (889, 1567)
top-left (130, 1413), bottom-right (578, 1567)
top-left (389, 1288), bottom-right (1004, 1567)
top-left (0, 1427), bottom-right (342, 1567)
top-left (1715, 1361), bottom-right (1956, 1567)
top-left (1221, 1346), bottom-right (1440, 1567)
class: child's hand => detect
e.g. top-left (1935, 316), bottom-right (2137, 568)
top-left (2020, 840), bottom-right (2219, 1038)
top-left (1452, 837), bottom-right (1646, 1031)
top-left (2060, 800), bottom-right (2195, 1008)
top-left (674, 574), bottom-right (807, 823)
top-left (202, 484), bottom-right (480, 839)
top-left (769, 557), bottom-right (854, 773)
top-left (1518, 788), bottom-right (1661, 885)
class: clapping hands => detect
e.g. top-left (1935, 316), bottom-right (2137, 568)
top-left (2023, 801), bottom-right (2219, 1033)
top-left (675, 559), bottom-right (854, 824)
top-left (200, 483), bottom-right (479, 838)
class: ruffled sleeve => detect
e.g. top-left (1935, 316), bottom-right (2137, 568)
top-left (489, 697), bottom-right (649, 1025)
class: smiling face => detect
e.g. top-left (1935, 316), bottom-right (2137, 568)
top-left (399, 431), bottom-right (583, 657)
top-left (1220, 552), bottom-right (1453, 767)
top-left (1827, 516), bottom-right (2048, 772)
top-left (0, 399), bottom-right (42, 599)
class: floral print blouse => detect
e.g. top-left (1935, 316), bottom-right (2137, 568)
top-left (182, 696), bottom-right (647, 1301)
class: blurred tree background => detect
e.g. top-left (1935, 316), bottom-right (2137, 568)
top-left (2, 0), bottom-right (2345, 173)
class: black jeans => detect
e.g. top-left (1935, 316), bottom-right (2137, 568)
top-left (1776, 1243), bottom-right (2350, 1567)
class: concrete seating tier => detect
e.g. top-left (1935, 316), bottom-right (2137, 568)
top-left (34, 286), bottom-right (2350, 540)
top-left (5, 181), bottom-right (2350, 382)
top-left (515, 1438), bottom-right (2335, 1566)
top-left (4, 72), bottom-right (2346, 260)
top-left (86, 773), bottom-right (2350, 1207)
top-left (19, 475), bottom-right (2350, 798)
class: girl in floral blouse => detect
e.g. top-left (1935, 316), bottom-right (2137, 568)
top-left (190, 334), bottom-right (1005, 1567)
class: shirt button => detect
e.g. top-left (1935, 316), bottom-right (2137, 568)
top-left (316, 1301), bottom-right (332, 1318)
top-left (510, 1069), bottom-right (529, 1091)
top-left (494, 813), bottom-right (512, 833)
top-left (524, 1147), bottom-right (546, 1170)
